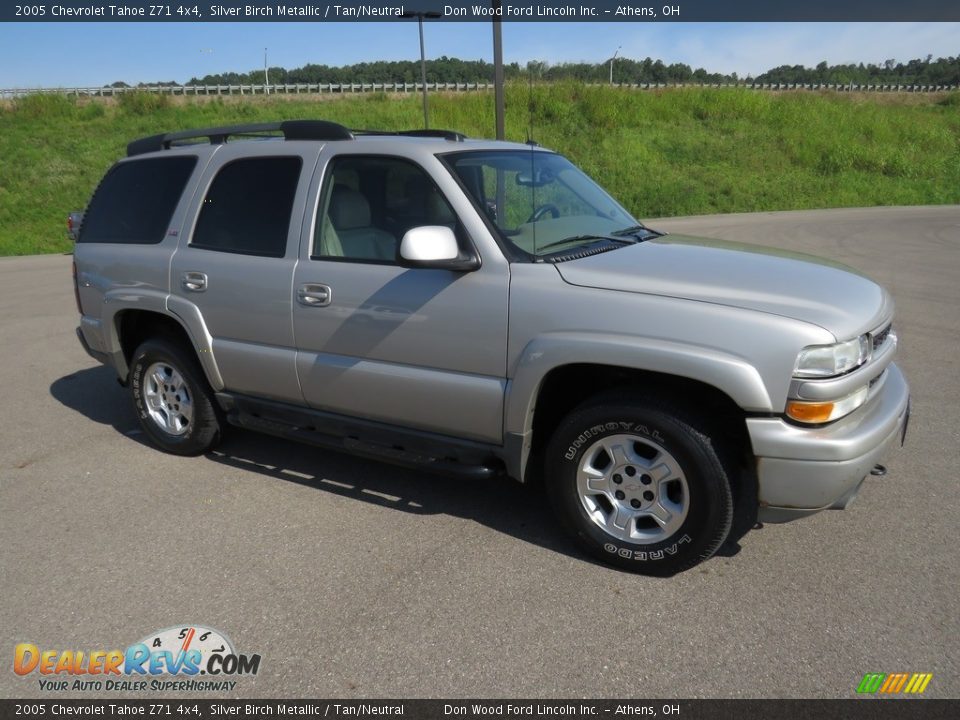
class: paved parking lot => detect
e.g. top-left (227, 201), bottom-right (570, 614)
top-left (1, 205), bottom-right (957, 698)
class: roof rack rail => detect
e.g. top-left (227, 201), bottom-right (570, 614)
top-left (126, 120), bottom-right (354, 156)
top-left (398, 129), bottom-right (468, 141)
top-left (353, 128), bottom-right (467, 142)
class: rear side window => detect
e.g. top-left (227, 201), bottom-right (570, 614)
top-left (191, 157), bottom-right (302, 258)
top-left (79, 156), bottom-right (197, 244)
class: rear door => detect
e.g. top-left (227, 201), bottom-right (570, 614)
top-left (170, 142), bottom-right (320, 403)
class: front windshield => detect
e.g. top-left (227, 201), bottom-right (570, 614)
top-left (444, 150), bottom-right (642, 258)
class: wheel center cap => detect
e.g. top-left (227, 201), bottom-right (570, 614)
top-left (611, 465), bottom-right (655, 509)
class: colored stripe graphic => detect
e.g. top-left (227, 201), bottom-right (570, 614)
top-left (879, 674), bottom-right (898, 693)
top-left (857, 672), bottom-right (933, 694)
top-left (915, 674), bottom-right (933, 694)
top-left (857, 673), bottom-right (886, 693)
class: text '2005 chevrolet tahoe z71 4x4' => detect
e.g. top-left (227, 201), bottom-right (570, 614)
top-left (71, 120), bottom-right (910, 575)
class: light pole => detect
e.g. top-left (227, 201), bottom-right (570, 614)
top-left (610, 46), bottom-right (621, 85)
top-left (403, 10), bottom-right (441, 129)
top-left (199, 48), bottom-right (213, 84)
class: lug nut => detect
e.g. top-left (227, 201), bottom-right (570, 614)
top-left (615, 490), bottom-right (626, 500)
top-left (612, 474), bottom-right (623, 484)
top-left (631, 499), bottom-right (641, 508)
top-left (640, 474), bottom-right (652, 485)
top-left (625, 466), bottom-right (636, 477)
top-left (643, 491), bottom-right (655, 502)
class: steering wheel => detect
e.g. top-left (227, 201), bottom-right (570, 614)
top-left (527, 203), bottom-right (560, 223)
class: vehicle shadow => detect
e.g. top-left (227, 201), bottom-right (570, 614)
top-left (208, 429), bottom-right (581, 559)
top-left (50, 366), bottom-right (752, 571)
top-left (48, 366), bottom-right (594, 567)
top-left (50, 364), bottom-right (147, 444)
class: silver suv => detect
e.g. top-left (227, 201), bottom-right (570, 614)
top-left (71, 120), bottom-right (910, 575)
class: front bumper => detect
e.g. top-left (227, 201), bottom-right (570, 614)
top-left (747, 363), bottom-right (910, 523)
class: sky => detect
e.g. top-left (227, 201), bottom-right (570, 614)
top-left (0, 21), bottom-right (958, 88)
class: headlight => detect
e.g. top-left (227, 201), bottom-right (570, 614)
top-left (794, 335), bottom-right (870, 378)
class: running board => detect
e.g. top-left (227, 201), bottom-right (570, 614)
top-left (216, 393), bottom-right (503, 480)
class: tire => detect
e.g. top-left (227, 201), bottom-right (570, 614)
top-left (130, 337), bottom-right (223, 456)
top-left (545, 394), bottom-right (733, 576)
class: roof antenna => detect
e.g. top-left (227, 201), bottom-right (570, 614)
top-left (526, 63), bottom-right (536, 146)
top-left (528, 63), bottom-right (537, 255)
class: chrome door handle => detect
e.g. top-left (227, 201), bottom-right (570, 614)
top-left (297, 283), bottom-right (332, 307)
top-left (181, 271), bottom-right (207, 292)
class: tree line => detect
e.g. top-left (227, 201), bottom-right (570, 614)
top-left (755, 56), bottom-right (960, 86)
top-left (111, 55), bottom-right (960, 88)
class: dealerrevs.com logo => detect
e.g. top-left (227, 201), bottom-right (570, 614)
top-left (13, 625), bottom-right (261, 692)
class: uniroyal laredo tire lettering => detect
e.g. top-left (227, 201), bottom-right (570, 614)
top-left (132, 365), bottom-right (147, 418)
top-left (563, 421), bottom-right (667, 460)
top-left (546, 395), bottom-right (734, 575)
top-left (133, 360), bottom-right (190, 436)
top-left (603, 535), bottom-right (692, 561)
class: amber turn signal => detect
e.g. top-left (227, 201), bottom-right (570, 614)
top-left (786, 386), bottom-right (870, 424)
top-left (786, 400), bottom-right (836, 424)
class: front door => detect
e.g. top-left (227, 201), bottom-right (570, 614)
top-left (292, 152), bottom-right (509, 443)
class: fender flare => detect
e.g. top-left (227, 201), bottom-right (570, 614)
top-left (505, 331), bottom-right (772, 439)
top-left (100, 290), bottom-right (224, 390)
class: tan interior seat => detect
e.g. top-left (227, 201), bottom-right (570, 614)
top-left (328, 186), bottom-right (396, 261)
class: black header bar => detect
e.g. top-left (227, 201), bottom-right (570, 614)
top-left (3, 699), bottom-right (959, 720)
top-left (3, 1), bottom-right (959, 23)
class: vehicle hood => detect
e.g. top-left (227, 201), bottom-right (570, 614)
top-left (555, 234), bottom-right (890, 339)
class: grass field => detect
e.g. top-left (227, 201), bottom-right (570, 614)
top-left (1, 85), bottom-right (958, 255)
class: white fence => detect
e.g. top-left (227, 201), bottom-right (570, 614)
top-left (2, 81), bottom-right (957, 99)
top-left (0, 82), bottom-right (495, 99)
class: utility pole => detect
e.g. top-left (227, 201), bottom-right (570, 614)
top-left (264, 48), bottom-right (269, 95)
top-left (403, 11), bottom-right (441, 129)
top-left (492, 1), bottom-right (505, 139)
top-left (417, 15), bottom-right (429, 128)
top-left (610, 46), bottom-right (621, 85)
top-left (491, 0), bottom-right (506, 233)
top-left (199, 48), bottom-right (213, 84)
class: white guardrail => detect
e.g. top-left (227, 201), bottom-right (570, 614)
top-left (1, 82), bottom-right (958, 99)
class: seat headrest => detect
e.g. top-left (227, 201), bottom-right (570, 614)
top-left (329, 186), bottom-right (371, 230)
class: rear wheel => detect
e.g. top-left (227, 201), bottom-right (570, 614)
top-left (130, 338), bottom-right (223, 456)
top-left (545, 395), bottom-right (733, 575)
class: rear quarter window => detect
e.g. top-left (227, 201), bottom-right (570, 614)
top-left (78, 156), bottom-right (197, 244)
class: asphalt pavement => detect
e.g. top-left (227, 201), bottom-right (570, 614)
top-left (1, 205), bottom-right (957, 699)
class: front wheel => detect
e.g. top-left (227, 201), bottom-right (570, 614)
top-left (130, 338), bottom-right (223, 456)
top-left (545, 396), bottom-right (733, 575)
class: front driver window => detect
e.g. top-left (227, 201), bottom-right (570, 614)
top-left (313, 156), bottom-right (459, 263)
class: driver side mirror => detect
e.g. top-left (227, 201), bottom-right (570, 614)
top-left (398, 226), bottom-right (480, 272)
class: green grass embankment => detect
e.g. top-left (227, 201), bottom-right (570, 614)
top-left (1, 85), bottom-right (958, 255)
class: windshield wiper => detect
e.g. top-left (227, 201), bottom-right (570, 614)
top-left (611, 224), bottom-right (662, 239)
top-left (535, 235), bottom-right (630, 253)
